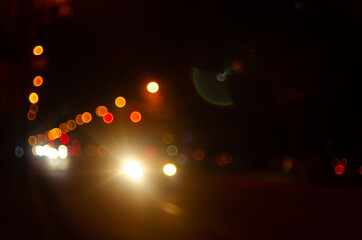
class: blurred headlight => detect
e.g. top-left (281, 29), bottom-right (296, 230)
top-left (123, 161), bottom-right (143, 180)
top-left (163, 163), bottom-right (177, 176)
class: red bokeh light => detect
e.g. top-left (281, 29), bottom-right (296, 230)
top-left (60, 133), bottom-right (69, 144)
top-left (67, 146), bottom-right (74, 156)
top-left (103, 112), bottom-right (114, 124)
top-left (73, 146), bottom-right (81, 156)
top-left (130, 111), bottom-right (142, 123)
top-left (232, 60), bottom-right (243, 72)
top-left (72, 139), bottom-right (81, 147)
top-left (340, 158), bottom-right (348, 167)
top-left (144, 146), bottom-right (157, 158)
top-left (215, 154), bottom-right (224, 167)
top-left (334, 165), bottom-right (344, 175)
top-left (331, 158), bottom-right (339, 167)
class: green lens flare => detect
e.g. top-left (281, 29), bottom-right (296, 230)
top-left (192, 67), bottom-right (233, 106)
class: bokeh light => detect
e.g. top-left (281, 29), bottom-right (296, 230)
top-left (340, 158), bottom-right (348, 167)
top-left (27, 111), bottom-right (36, 120)
top-left (335, 165), bottom-right (344, 175)
top-left (33, 45), bottom-right (43, 56)
top-left (215, 153), bottom-right (233, 166)
top-left (48, 128), bottom-right (62, 141)
top-left (115, 96), bottom-right (126, 108)
top-left (72, 139), bottom-right (81, 147)
top-left (282, 157), bottom-right (293, 173)
top-left (359, 166), bottom-right (362, 175)
top-left (97, 145), bottom-right (108, 156)
top-left (176, 153), bottom-right (189, 164)
top-left (72, 140), bottom-right (82, 156)
top-left (231, 60), bottom-right (243, 72)
top-left (144, 146), bottom-right (157, 158)
top-left (59, 123), bottom-right (70, 133)
top-left (15, 146), bottom-right (24, 158)
top-left (331, 158), bottom-right (339, 167)
top-left (182, 131), bottom-right (193, 143)
top-left (163, 163), bottom-right (177, 176)
top-left (67, 120), bottom-right (76, 130)
top-left (29, 104), bottom-right (38, 113)
top-left (60, 133), bottom-right (69, 144)
top-left (85, 145), bottom-right (96, 156)
top-left (103, 112), bottom-right (114, 124)
top-left (48, 142), bottom-right (55, 149)
top-left (32, 146), bottom-right (38, 155)
top-left (54, 128), bottom-right (62, 138)
top-left (73, 147), bottom-right (81, 156)
top-left (33, 76), bottom-right (43, 87)
top-left (167, 145), bottom-right (178, 156)
top-left (82, 112), bottom-right (92, 123)
top-left (35, 145), bottom-right (44, 156)
top-left (76, 114), bottom-right (84, 125)
top-left (222, 153), bottom-right (233, 164)
top-left (28, 136), bottom-right (37, 146)
top-left (37, 134), bottom-right (46, 144)
top-left (193, 149), bottom-right (205, 161)
top-left (215, 154), bottom-right (224, 166)
top-left (147, 81), bottom-right (159, 93)
top-left (58, 145), bottom-right (68, 159)
top-left (95, 106), bottom-right (108, 117)
top-left (130, 111), bottom-right (142, 123)
top-left (29, 92), bottom-right (39, 104)
top-left (45, 131), bottom-right (51, 141)
top-left (162, 133), bottom-right (174, 145)
top-left (48, 147), bottom-right (59, 159)
top-left (178, 144), bottom-right (190, 154)
top-left (216, 73), bottom-right (225, 82)
top-left (67, 146), bottom-right (74, 156)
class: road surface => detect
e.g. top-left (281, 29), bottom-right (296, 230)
top-left (2, 157), bottom-right (362, 240)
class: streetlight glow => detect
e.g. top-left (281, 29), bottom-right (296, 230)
top-left (147, 82), bottom-right (159, 93)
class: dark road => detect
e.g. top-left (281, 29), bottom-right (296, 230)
top-left (4, 157), bottom-right (362, 240)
